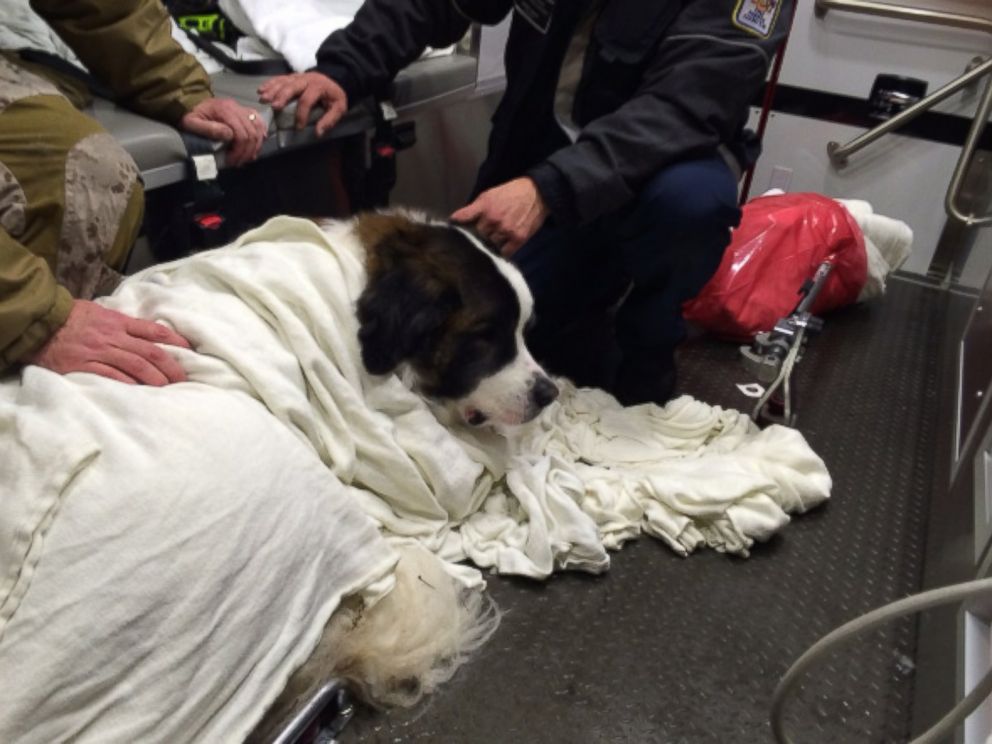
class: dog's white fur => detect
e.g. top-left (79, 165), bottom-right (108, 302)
top-left (449, 225), bottom-right (548, 427)
top-left (249, 545), bottom-right (500, 740)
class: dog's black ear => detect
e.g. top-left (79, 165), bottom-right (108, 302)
top-left (356, 266), bottom-right (453, 375)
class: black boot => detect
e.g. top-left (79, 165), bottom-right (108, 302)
top-left (527, 310), bottom-right (620, 390)
top-left (612, 349), bottom-right (677, 406)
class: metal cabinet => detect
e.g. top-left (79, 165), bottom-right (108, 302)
top-left (956, 267), bottom-right (992, 568)
top-left (913, 260), bottom-right (992, 740)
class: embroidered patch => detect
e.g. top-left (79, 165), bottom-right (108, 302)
top-left (732, 0), bottom-right (782, 38)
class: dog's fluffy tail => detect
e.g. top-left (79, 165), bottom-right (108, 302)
top-left (250, 544), bottom-right (500, 740)
top-left (326, 543), bottom-right (500, 708)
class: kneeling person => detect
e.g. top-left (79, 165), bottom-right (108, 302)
top-left (1, 0), bottom-right (268, 385)
top-left (260, 0), bottom-right (791, 404)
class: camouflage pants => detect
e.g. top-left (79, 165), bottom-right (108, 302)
top-left (0, 53), bottom-right (143, 300)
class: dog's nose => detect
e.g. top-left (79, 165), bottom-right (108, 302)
top-left (530, 376), bottom-right (559, 409)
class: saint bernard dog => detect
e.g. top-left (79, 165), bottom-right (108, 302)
top-left (251, 211), bottom-right (559, 738)
top-left (341, 209), bottom-right (559, 427)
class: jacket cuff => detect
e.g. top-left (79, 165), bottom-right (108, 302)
top-left (312, 63), bottom-right (363, 105)
top-left (0, 286), bottom-right (73, 372)
top-left (528, 162), bottom-right (580, 226)
top-left (167, 88), bottom-right (214, 127)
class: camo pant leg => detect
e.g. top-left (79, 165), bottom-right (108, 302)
top-left (0, 54), bottom-right (143, 300)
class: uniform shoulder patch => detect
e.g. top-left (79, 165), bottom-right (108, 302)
top-left (732, 0), bottom-right (783, 38)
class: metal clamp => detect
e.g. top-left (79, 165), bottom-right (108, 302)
top-left (270, 681), bottom-right (355, 744)
top-left (740, 262), bottom-right (833, 426)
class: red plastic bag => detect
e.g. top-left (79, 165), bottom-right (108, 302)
top-left (683, 192), bottom-right (868, 341)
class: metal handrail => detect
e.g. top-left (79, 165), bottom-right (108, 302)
top-left (826, 56), bottom-right (992, 167)
top-left (814, 0), bottom-right (992, 36)
top-left (946, 72), bottom-right (992, 227)
top-left (816, 0), bottom-right (992, 226)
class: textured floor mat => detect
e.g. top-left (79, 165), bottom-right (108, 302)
top-left (346, 277), bottom-right (951, 743)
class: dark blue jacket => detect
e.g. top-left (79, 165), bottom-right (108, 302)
top-left (315, 0), bottom-right (792, 224)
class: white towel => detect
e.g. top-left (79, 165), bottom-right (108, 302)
top-left (838, 199), bottom-right (914, 302)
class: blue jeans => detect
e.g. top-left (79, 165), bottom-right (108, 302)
top-left (513, 153), bottom-right (740, 383)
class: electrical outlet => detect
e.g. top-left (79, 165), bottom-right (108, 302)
top-left (768, 166), bottom-right (793, 192)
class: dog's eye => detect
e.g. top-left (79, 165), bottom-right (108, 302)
top-left (472, 321), bottom-right (503, 341)
top-left (525, 313), bottom-right (537, 332)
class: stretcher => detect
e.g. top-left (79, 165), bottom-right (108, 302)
top-left (87, 50), bottom-right (481, 190)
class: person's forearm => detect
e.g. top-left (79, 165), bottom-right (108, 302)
top-left (0, 230), bottom-right (72, 371)
top-left (31, 0), bottom-right (212, 123)
top-left (314, 0), bottom-right (510, 102)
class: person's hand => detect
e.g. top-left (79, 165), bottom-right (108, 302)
top-left (26, 299), bottom-right (192, 386)
top-left (180, 97), bottom-right (267, 166)
top-left (451, 178), bottom-right (549, 258)
top-left (258, 72), bottom-right (348, 137)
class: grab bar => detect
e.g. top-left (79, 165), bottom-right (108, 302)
top-left (814, 0), bottom-right (992, 36)
top-left (816, 1), bottom-right (992, 226)
top-left (946, 72), bottom-right (992, 227)
top-left (826, 56), bottom-right (992, 167)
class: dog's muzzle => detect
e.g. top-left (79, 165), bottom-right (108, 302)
top-left (529, 375), bottom-right (559, 411)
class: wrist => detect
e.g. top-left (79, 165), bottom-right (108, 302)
top-left (526, 163), bottom-right (577, 225)
top-left (524, 177), bottom-right (548, 217)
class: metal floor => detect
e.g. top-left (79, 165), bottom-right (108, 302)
top-left (347, 277), bottom-right (959, 744)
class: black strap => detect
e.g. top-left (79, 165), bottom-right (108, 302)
top-left (182, 28), bottom-right (291, 76)
top-left (16, 48), bottom-right (116, 101)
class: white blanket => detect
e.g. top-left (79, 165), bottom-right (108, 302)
top-left (0, 368), bottom-right (398, 743)
top-left (0, 216), bottom-right (831, 739)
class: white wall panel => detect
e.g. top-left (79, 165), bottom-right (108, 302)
top-left (747, 109), bottom-right (992, 285)
top-left (782, 0), bottom-right (991, 117)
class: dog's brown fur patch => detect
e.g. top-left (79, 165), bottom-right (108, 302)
top-left (356, 213), bottom-right (428, 275)
top-left (354, 211), bottom-right (519, 397)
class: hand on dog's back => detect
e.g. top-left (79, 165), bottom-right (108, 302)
top-left (26, 299), bottom-right (191, 386)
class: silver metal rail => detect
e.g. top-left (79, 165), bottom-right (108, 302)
top-left (816, 0), bottom-right (992, 226)
top-left (814, 0), bottom-right (992, 36)
top-left (825, 56), bottom-right (992, 168)
top-left (946, 72), bottom-right (992, 227)
top-left (270, 681), bottom-right (354, 744)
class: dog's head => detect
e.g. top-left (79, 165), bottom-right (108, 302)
top-left (355, 211), bottom-right (558, 427)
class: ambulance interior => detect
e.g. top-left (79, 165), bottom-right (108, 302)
top-left (2, 1), bottom-right (992, 742)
